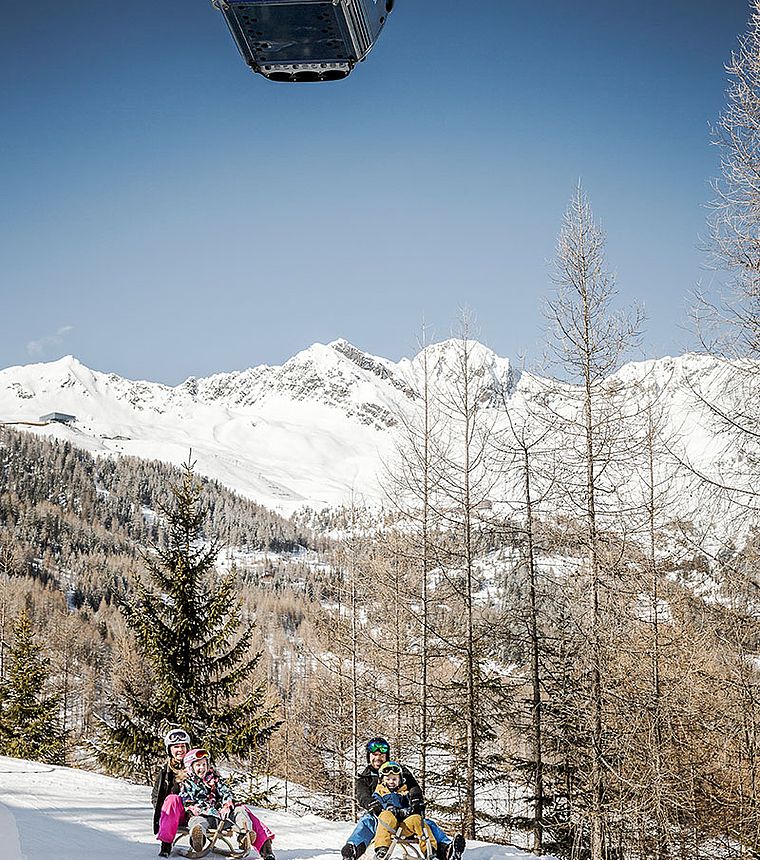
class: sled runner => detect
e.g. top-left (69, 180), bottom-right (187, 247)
top-left (173, 819), bottom-right (252, 859)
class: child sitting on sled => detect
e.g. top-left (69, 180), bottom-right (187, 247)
top-left (369, 761), bottom-right (436, 859)
top-left (172, 748), bottom-right (276, 859)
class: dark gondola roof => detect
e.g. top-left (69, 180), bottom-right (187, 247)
top-left (213, 0), bottom-right (394, 82)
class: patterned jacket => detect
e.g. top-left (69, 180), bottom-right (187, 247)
top-left (179, 768), bottom-right (235, 818)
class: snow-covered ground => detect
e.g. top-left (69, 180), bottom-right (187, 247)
top-left (0, 757), bottom-right (554, 860)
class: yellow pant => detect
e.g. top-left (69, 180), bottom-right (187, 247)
top-left (375, 811), bottom-right (437, 852)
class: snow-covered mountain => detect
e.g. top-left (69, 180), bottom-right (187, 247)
top-left (0, 340), bottom-right (511, 514)
top-left (0, 340), bottom-right (746, 518)
top-left (0, 756), bottom-right (546, 860)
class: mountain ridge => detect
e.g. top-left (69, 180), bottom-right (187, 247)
top-left (0, 341), bottom-right (746, 517)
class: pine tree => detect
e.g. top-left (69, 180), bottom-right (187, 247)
top-left (0, 607), bottom-right (66, 764)
top-left (98, 461), bottom-right (280, 780)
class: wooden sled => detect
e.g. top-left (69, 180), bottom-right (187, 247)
top-left (173, 819), bottom-right (252, 859)
top-left (374, 816), bottom-right (435, 860)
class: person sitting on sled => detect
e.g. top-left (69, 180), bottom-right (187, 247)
top-left (370, 761), bottom-right (436, 859)
top-left (179, 747), bottom-right (252, 852)
top-left (153, 727), bottom-right (192, 856)
top-left (341, 737), bottom-right (464, 860)
top-left (158, 746), bottom-right (275, 859)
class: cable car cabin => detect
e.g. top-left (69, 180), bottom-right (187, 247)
top-left (212, 0), bottom-right (394, 82)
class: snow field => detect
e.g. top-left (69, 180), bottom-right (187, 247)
top-left (0, 756), bottom-right (555, 860)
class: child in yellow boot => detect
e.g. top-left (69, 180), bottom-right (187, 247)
top-left (369, 761), bottom-right (436, 859)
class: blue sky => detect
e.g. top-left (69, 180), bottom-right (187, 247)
top-left (1, 1), bottom-right (751, 383)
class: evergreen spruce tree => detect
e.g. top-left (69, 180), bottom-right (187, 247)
top-left (0, 607), bottom-right (66, 764)
top-left (98, 462), bottom-right (279, 780)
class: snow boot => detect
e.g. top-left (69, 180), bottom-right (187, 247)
top-left (260, 838), bottom-right (276, 860)
top-left (342, 846), bottom-right (357, 859)
top-left (190, 824), bottom-right (205, 852)
top-left (159, 842), bottom-right (172, 857)
top-left (375, 849), bottom-right (388, 860)
top-left (447, 836), bottom-right (465, 860)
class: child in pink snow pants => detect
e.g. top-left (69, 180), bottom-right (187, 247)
top-left (152, 729), bottom-right (275, 858)
top-left (157, 794), bottom-right (275, 854)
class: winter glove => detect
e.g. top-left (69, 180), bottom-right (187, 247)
top-left (368, 800), bottom-right (383, 817)
top-left (394, 808), bottom-right (408, 822)
top-left (409, 799), bottom-right (425, 817)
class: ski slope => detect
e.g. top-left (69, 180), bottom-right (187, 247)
top-left (0, 757), bottom-right (554, 860)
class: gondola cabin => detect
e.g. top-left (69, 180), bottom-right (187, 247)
top-left (212, 0), bottom-right (394, 82)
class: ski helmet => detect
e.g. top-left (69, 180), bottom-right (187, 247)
top-left (164, 727), bottom-right (191, 753)
top-left (366, 736), bottom-right (390, 761)
top-left (183, 748), bottom-right (209, 769)
top-left (378, 761), bottom-right (404, 785)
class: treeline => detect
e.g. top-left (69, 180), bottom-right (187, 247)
top-left (0, 427), bottom-right (331, 769)
top-left (0, 428), bottom-right (323, 608)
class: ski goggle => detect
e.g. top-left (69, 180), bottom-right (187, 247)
top-left (184, 748), bottom-right (209, 767)
top-left (379, 762), bottom-right (403, 777)
top-left (367, 740), bottom-right (390, 754)
top-left (166, 731), bottom-right (189, 745)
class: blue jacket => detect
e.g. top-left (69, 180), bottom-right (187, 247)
top-left (372, 782), bottom-right (416, 815)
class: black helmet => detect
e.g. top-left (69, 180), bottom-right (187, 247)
top-left (366, 737), bottom-right (390, 761)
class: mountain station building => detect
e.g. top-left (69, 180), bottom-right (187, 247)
top-left (40, 412), bottom-right (76, 425)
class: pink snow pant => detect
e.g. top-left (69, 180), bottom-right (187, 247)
top-left (157, 795), bottom-right (186, 842)
top-left (244, 806), bottom-right (275, 853)
top-left (157, 796), bottom-right (274, 852)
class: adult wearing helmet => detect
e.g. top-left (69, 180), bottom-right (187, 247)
top-left (152, 727), bottom-right (191, 856)
top-left (342, 738), bottom-right (462, 860)
top-left (355, 739), bottom-right (420, 819)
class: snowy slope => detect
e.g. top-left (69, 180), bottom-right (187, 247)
top-left (0, 756), bottom-right (553, 860)
top-left (0, 340), bottom-right (749, 518)
top-left (0, 340), bottom-right (515, 515)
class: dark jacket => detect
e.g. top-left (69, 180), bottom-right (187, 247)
top-left (356, 764), bottom-right (421, 812)
top-left (152, 758), bottom-right (187, 834)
